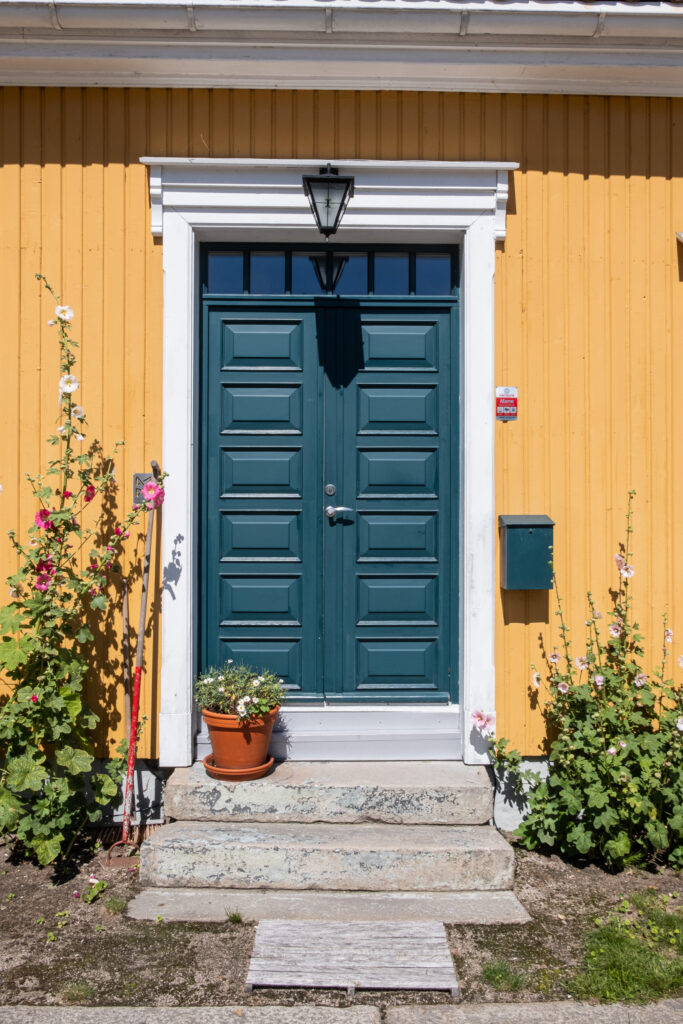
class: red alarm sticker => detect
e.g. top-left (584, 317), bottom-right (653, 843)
top-left (496, 386), bottom-right (518, 420)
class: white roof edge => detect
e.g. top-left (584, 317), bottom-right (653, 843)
top-left (139, 158), bottom-right (521, 170)
top-left (1, 0), bottom-right (682, 31)
top-left (1, 2), bottom-right (682, 96)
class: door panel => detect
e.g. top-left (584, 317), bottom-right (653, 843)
top-left (329, 305), bottom-right (456, 702)
top-left (203, 298), bottom-right (458, 703)
top-left (204, 304), bottom-right (323, 698)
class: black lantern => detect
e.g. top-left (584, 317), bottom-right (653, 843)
top-left (302, 164), bottom-right (355, 238)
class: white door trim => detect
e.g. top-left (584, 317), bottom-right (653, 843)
top-left (143, 156), bottom-right (517, 765)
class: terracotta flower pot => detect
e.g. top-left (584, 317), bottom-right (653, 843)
top-left (202, 706), bottom-right (279, 776)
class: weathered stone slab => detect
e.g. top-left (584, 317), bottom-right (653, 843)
top-left (4, 1008), bottom-right (381, 1024)
top-left (128, 887), bottom-right (530, 924)
top-left (386, 999), bottom-right (683, 1023)
top-left (246, 919), bottom-right (459, 997)
top-left (165, 760), bottom-right (493, 826)
top-left (140, 822), bottom-right (514, 891)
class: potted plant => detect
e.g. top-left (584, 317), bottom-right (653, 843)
top-left (194, 661), bottom-right (285, 780)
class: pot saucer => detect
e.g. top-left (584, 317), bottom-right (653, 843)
top-left (202, 753), bottom-right (275, 782)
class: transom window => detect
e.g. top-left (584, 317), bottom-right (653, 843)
top-left (203, 246), bottom-right (460, 297)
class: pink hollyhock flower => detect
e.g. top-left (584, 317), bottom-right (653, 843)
top-left (609, 622), bottom-right (622, 639)
top-left (594, 611), bottom-right (603, 619)
top-left (620, 564), bottom-right (634, 580)
top-left (619, 740), bottom-right (627, 749)
top-left (30, 694), bottom-right (38, 704)
top-left (634, 673), bottom-right (647, 688)
top-left (548, 651), bottom-right (560, 664)
top-left (36, 557), bottom-right (54, 576)
top-left (124, 531), bottom-right (129, 539)
top-left (471, 710), bottom-right (495, 734)
top-left (665, 629), bottom-right (673, 644)
top-left (531, 672), bottom-right (541, 689)
top-left (593, 675), bottom-right (604, 690)
top-left (73, 891), bottom-right (80, 899)
top-left (557, 681), bottom-right (569, 695)
top-left (614, 553), bottom-right (625, 570)
top-left (677, 717), bottom-right (683, 732)
top-left (575, 656), bottom-right (589, 671)
top-left (35, 575), bottom-right (51, 592)
top-left (84, 484), bottom-right (96, 503)
top-left (141, 480), bottom-right (165, 510)
top-left (114, 527), bottom-right (122, 536)
top-left (62, 490), bottom-right (72, 499)
top-left (34, 509), bottom-right (54, 530)
top-left (607, 747), bottom-right (617, 756)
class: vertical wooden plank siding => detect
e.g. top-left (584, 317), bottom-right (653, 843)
top-left (0, 89), bottom-right (682, 755)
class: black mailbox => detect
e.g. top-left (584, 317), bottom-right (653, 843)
top-left (499, 515), bottom-right (554, 590)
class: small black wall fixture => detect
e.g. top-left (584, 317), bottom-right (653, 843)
top-left (302, 164), bottom-right (355, 238)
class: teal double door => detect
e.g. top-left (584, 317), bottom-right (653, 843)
top-left (201, 296), bottom-right (459, 703)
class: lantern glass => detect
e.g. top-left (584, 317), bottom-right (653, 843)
top-left (302, 165), bottom-right (355, 237)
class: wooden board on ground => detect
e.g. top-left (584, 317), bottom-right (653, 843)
top-left (245, 919), bottom-right (459, 998)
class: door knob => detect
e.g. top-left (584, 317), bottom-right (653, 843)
top-left (325, 505), bottom-right (353, 519)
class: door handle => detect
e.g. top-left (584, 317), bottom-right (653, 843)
top-left (325, 505), bottom-right (353, 519)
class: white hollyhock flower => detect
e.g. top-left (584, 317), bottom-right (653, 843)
top-left (59, 374), bottom-right (79, 395)
top-left (55, 305), bottom-right (74, 321)
top-left (71, 405), bottom-right (85, 419)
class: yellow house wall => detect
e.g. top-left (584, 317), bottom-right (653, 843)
top-left (1, 88), bottom-right (682, 756)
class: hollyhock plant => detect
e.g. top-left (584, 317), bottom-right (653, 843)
top-left (486, 493), bottom-right (683, 871)
top-left (0, 275), bottom-right (166, 867)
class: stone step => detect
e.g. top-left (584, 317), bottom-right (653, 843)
top-left (128, 887), bottom-right (531, 924)
top-left (164, 760), bottom-right (493, 826)
top-left (139, 821), bottom-right (514, 892)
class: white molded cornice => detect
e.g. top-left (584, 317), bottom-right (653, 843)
top-left (0, 1), bottom-right (682, 95)
top-left (140, 157), bottom-right (519, 241)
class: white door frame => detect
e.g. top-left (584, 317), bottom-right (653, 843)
top-left (141, 156), bottom-right (517, 766)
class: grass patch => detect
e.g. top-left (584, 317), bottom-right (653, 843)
top-left (570, 891), bottom-right (683, 1003)
top-left (103, 895), bottom-right (127, 915)
top-left (62, 980), bottom-right (96, 1004)
top-left (481, 960), bottom-right (524, 992)
top-left (226, 910), bottom-right (243, 924)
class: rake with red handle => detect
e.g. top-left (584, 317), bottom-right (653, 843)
top-left (107, 460), bottom-right (161, 862)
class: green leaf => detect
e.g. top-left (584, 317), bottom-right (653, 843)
top-left (89, 595), bottom-right (108, 611)
top-left (55, 746), bottom-right (94, 775)
top-left (33, 835), bottom-right (64, 866)
top-left (586, 785), bottom-right (610, 809)
top-left (669, 813), bottom-right (683, 836)
top-left (0, 638), bottom-right (31, 671)
top-left (95, 774), bottom-right (119, 799)
top-left (645, 820), bottom-right (669, 851)
top-left (0, 606), bottom-right (23, 634)
top-left (605, 832), bottom-right (631, 860)
top-left (6, 754), bottom-right (48, 793)
top-left (75, 626), bottom-right (94, 643)
top-left (594, 806), bottom-right (619, 830)
top-left (0, 786), bottom-right (22, 832)
top-left (567, 824), bottom-right (593, 854)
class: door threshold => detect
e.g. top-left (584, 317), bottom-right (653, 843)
top-left (196, 704), bottom-right (463, 762)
